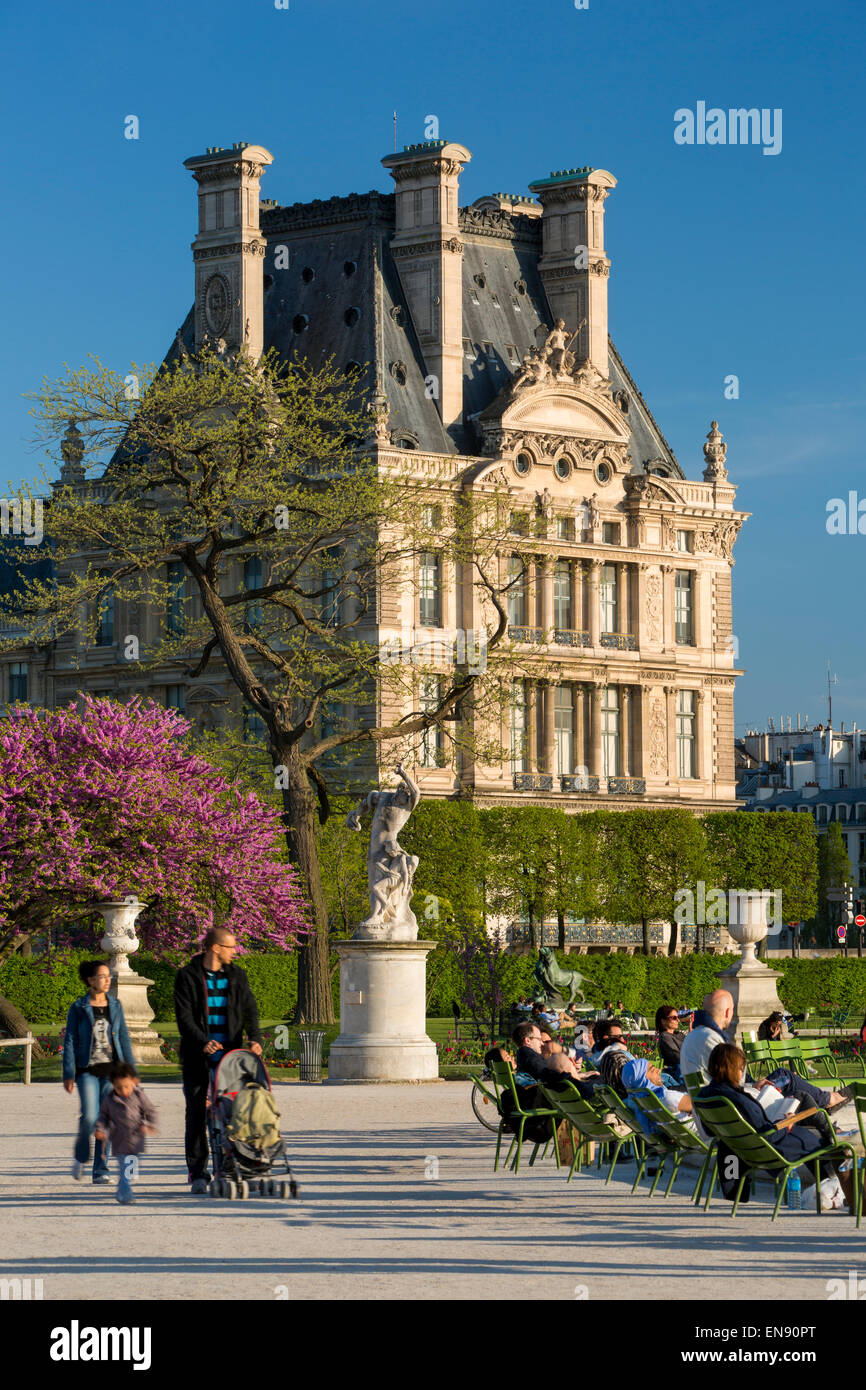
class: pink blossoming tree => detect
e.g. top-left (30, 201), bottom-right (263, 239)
top-left (0, 697), bottom-right (310, 982)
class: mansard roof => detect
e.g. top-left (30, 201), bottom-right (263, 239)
top-left (167, 188), bottom-right (682, 474)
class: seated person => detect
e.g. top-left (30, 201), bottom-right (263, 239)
top-left (656, 1005), bottom-right (685, 1080)
top-left (757, 1011), bottom-right (785, 1042)
top-left (511, 1020), bottom-right (549, 1085)
top-left (699, 1042), bottom-right (857, 1207)
top-left (621, 1056), bottom-right (695, 1135)
top-left (540, 1035), bottom-right (563, 1061)
top-left (587, 1017), bottom-right (628, 1067)
top-left (570, 1021), bottom-right (595, 1061)
top-left (514, 996), bottom-right (533, 1016)
top-left (538, 1049), bottom-right (599, 1102)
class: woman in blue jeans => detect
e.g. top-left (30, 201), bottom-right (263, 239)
top-left (62, 960), bottom-right (135, 1183)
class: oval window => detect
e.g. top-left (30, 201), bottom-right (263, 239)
top-left (344, 260), bottom-right (357, 276)
top-left (344, 306), bottom-right (361, 327)
top-left (514, 452), bottom-right (532, 475)
top-left (596, 461), bottom-right (612, 484)
top-left (554, 455), bottom-right (572, 479)
top-left (301, 267), bottom-right (315, 284)
top-left (292, 314), bottom-right (309, 334)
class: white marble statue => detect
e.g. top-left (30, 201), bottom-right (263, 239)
top-left (346, 764), bottom-right (421, 940)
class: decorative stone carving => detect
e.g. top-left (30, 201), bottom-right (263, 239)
top-left (536, 487), bottom-right (553, 524)
top-left (644, 570), bottom-right (663, 642)
top-left (694, 520), bottom-right (739, 562)
top-left (367, 389), bottom-right (390, 443)
top-left (660, 515), bottom-right (676, 549)
top-left (59, 419), bottom-right (85, 485)
top-left (204, 273), bottom-right (232, 337)
top-left (649, 697), bottom-right (668, 776)
top-left (702, 420), bottom-right (728, 481)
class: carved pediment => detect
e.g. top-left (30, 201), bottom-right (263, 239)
top-left (505, 389), bottom-right (627, 441)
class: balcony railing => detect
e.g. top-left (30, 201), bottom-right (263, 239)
top-left (509, 626), bottom-right (544, 644)
top-left (554, 628), bottom-right (591, 647)
top-left (601, 632), bottom-right (637, 651)
top-left (513, 772), bottom-right (553, 792)
top-left (607, 777), bottom-right (646, 795)
top-left (561, 774), bottom-right (599, 793)
top-left (510, 920), bottom-right (663, 947)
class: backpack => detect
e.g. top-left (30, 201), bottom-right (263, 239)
top-left (227, 1081), bottom-right (282, 1150)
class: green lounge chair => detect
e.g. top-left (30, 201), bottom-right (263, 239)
top-left (629, 1088), bottom-right (717, 1203)
top-left (692, 1093), bottom-right (856, 1220)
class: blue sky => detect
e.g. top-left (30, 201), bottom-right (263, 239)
top-left (2, 0), bottom-right (864, 735)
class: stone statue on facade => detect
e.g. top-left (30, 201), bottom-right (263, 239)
top-left (346, 764), bottom-right (421, 940)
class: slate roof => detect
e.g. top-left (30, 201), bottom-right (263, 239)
top-left (167, 190), bottom-right (684, 474)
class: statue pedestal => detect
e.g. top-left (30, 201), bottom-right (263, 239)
top-left (327, 940), bottom-right (439, 1083)
top-left (717, 955), bottom-right (786, 1045)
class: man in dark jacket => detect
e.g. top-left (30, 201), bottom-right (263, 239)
top-left (174, 927), bottom-right (263, 1193)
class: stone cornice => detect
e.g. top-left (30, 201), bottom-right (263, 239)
top-left (193, 240), bottom-right (266, 260)
top-left (261, 190), bottom-right (396, 234)
top-left (391, 238), bottom-right (463, 257)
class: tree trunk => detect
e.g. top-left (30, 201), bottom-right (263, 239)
top-left (529, 905), bottom-right (537, 952)
top-left (278, 747), bottom-right (335, 1024)
top-left (668, 916), bottom-right (679, 956)
top-left (642, 916), bottom-right (651, 956)
top-left (0, 997), bottom-right (47, 1060)
top-left (557, 910), bottom-right (565, 951)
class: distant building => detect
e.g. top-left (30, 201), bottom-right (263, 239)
top-left (737, 717), bottom-right (866, 893)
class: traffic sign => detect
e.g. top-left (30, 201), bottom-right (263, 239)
top-left (856, 915), bottom-right (866, 928)
top-left (836, 925), bottom-right (848, 941)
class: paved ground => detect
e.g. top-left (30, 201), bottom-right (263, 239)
top-left (2, 1081), bottom-right (865, 1301)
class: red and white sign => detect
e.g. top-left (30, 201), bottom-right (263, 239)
top-left (836, 925), bottom-right (848, 940)
top-left (855, 915), bottom-right (866, 928)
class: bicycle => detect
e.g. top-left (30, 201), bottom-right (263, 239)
top-left (470, 1067), bottom-right (502, 1134)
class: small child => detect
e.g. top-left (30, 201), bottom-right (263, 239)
top-left (94, 1062), bottom-right (158, 1205)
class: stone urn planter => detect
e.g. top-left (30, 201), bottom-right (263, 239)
top-left (91, 897), bottom-right (167, 1066)
top-left (717, 892), bottom-right (786, 1043)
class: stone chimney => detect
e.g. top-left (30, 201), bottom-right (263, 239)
top-left (528, 167), bottom-right (616, 377)
top-left (381, 140), bottom-right (472, 433)
top-left (183, 143), bottom-right (274, 360)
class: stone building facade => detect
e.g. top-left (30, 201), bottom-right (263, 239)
top-left (1, 137), bottom-right (747, 818)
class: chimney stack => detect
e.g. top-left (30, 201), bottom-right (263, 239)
top-left (528, 166), bottom-right (616, 376)
top-left (382, 140), bottom-right (471, 434)
top-left (184, 143), bottom-right (273, 360)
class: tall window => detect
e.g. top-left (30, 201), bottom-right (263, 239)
top-left (676, 689), bottom-right (696, 778)
top-left (676, 529), bottom-right (693, 553)
top-left (241, 555), bottom-right (263, 631)
top-left (510, 679), bottom-right (527, 771)
top-left (675, 570), bottom-right (694, 644)
top-left (553, 561), bottom-right (572, 630)
top-left (9, 662), bottom-right (27, 702)
top-left (95, 586), bottom-right (115, 647)
top-left (421, 503), bottom-right (441, 530)
top-left (418, 676), bottom-right (444, 768)
top-left (166, 561), bottom-right (186, 636)
top-left (318, 549), bottom-right (339, 629)
top-left (556, 516), bottom-right (573, 541)
top-left (166, 684), bottom-right (186, 713)
top-left (601, 686), bottom-right (620, 777)
top-left (320, 702), bottom-right (343, 740)
top-left (602, 522), bottom-right (620, 545)
top-left (507, 555), bottom-right (527, 627)
top-left (600, 564), bottom-right (618, 632)
top-left (555, 685), bottom-right (574, 775)
top-left (418, 552), bottom-right (441, 627)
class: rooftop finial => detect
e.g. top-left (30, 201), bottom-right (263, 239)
top-left (702, 420), bottom-right (728, 481)
top-left (59, 418), bottom-right (85, 484)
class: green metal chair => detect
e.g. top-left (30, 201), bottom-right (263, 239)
top-left (629, 1088), bottom-right (717, 1203)
top-left (766, 1038), bottom-right (803, 1073)
top-left (849, 1080), bottom-right (866, 1228)
top-left (590, 1083), bottom-right (671, 1195)
top-left (692, 1093), bottom-right (857, 1220)
top-left (539, 1081), bottom-right (638, 1183)
top-left (486, 1057), bottom-right (560, 1174)
top-left (741, 1038), bottom-right (773, 1078)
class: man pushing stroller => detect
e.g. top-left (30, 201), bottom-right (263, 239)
top-left (174, 927), bottom-right (264, 1194)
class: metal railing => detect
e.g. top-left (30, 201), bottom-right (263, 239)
top-left (600, 632), bottom-right (638, 651)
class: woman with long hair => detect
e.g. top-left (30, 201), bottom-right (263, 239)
top-left (61, 960), bottom-right (135, 1183)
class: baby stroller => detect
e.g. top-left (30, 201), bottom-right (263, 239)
top-left (206, 1049), bottom-right (299, 1200)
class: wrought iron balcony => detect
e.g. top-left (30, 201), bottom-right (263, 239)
top-left (561, 774), bottom-right (599, 793)
top-left (607, 777), bottom-right (646, 795)
top-left (601, 632), bottom-right (638, 651)
top-left (513, 773), bottom-right (553, 792)
top-left (509, 626), bottom-right (544, 644)
top-left (554, 628), bottom-right (591, 647)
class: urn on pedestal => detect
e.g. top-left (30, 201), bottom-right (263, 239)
top-left (91, 898), bottom-right (167, 1066)
top-left (717, 892), bottom-right (786, 1043)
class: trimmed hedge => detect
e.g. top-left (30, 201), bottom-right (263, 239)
top-left (4, 947), bottom-right (866, 1028)
top-left (0, 948), bottom-right (340, 1023)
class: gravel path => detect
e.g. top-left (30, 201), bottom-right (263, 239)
top-left (1, 1081), bottom-right (862, 1301)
